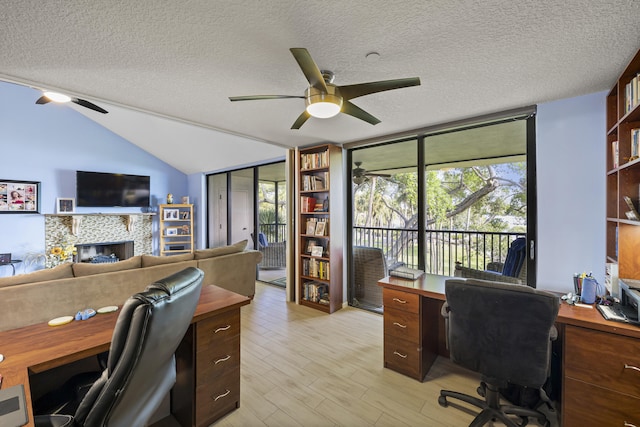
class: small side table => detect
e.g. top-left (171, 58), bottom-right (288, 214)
top-left (0, 260), bottom-right (22, 276)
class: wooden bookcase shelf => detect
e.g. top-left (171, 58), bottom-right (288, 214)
top-left (606, 48), bottom-right (640, 280)
top-left (296, 144), bottom-right (343, 313)
top-left (159, 204), bottom-right (194, 256)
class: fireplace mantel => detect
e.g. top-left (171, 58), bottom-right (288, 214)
top-left (45, 213), bottom-right (156, 234)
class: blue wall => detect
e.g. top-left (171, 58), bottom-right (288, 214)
top-left (0, 82), bottom-right (187, 275)
top-left (536, 91), bottom-right (606, 292)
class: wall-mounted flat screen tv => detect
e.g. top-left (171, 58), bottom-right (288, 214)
top-left (76, 171), bottom-right (150, 207)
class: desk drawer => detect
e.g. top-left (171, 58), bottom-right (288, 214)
top-left (562, 377), bottom-right (640, 427)
top-left (196, 369), bottom-right (240, 425)
top-left (565, 325), bottom-right (640, 398)
top-left (384, 307), bottom-right (420, 342)
top-left (197, 336), bottom-right (240, 382)
top-left (383, 288), bottom-right (420, 314)
top-left (384, 334), bottom-right (422, 380)
top-left (197, 310), bottom-right (240, 348)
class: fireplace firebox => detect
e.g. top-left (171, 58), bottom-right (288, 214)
top-left (75, 241), bottom-right (134, 263)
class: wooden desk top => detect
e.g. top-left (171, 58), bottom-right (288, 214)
top-left (377, 274), bottom-right (447, 301)
top-left (0, 284), bottom-right (249, 426)
top-left (378, 274), bottom-right (640, 339)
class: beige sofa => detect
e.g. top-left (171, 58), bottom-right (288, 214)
top-left (0, 240), bottom-right (262, 332)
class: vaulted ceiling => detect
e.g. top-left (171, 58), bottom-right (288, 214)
top-left (1, 1), bottom-right (639, 174)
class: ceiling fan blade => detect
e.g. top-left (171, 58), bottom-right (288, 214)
top-left (290, 48), bottom-right (328, 93)
top-left (229, 95), bottom-right (305, 101)
top-left (339, 77), bottom-right (421, 100)
top-left (366, 173), bottom-right (391, 178)
top-left (291, 110), bottom-right (311, 129)
top-left (342, 101), bottom-right (381, 125)
top-left (35, 96), bottom-right (51, 105)
top-left (73, 98), bottom-right (109, 114)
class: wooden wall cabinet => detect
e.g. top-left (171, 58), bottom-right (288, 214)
top-left (606, 48), bottom-right (640, 281)
top-left (296, 144), bottom-right (343, 313)
top-left (159, 204), bottom-right (194, 256)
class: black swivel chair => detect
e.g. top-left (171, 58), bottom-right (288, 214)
top-left (439, 278), bottom-right (559, 427)
top-left (34, 267), bottom-right (204, 427)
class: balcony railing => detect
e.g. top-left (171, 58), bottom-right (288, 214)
top-left (354, 226), bottom-right (524, 277)
top-left (258, 223), bottom-right (287, 244)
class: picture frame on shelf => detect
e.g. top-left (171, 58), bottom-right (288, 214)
top-left (179, 225), bottom-right (190, 235)
top-left (311, 246), bottom-right (323, 257)
top-left (166, 227), bottom-right (178, 236)
top-left (163, 208), bottom-right (179, 220)
top-left (180, 210), bottom-right (190, 220)
top-left (0, 179), bottom-right (41, 214)
top-left (306, 218), bottom-right (317, 235)
top-left (314, 220), bottom-right (326, 236)
top-left (306, 239), bottom-right (318, 254)
top-left (182, 196), bottom-right (190, 204)
top-left (56, 197), bottom-right (75, 214)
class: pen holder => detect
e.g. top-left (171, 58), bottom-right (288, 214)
top-left (581, 277), bottom-right (597, 304)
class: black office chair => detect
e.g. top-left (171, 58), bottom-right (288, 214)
top-left (439, 278), bottom-right (559, 427)
top-left (34, 267), bottom-right (204, 427)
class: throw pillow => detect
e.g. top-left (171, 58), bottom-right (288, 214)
top-left (72, 255), bottom-right (142, 277)
top-left (0, 263), bottom-right (74, 288)
top-left (141, 253), bottom-right (195, 267)
top-left (194, 239), bottom-right (248, 260)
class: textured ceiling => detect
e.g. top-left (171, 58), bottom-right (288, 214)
top-left (1, 0), bottom-right (639, 174)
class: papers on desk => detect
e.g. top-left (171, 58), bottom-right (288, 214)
top-left (390, 266), bottom-right (424, 280)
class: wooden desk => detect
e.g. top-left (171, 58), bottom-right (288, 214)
top-left (0, 284), bottom-right (250, 427)
top-left (378, 275), bottom-right (640, 425)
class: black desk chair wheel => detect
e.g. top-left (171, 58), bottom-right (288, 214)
top-left (438, 278), bottom-right (559, 427)
top-left (34, 267), bottom-right (204, 427)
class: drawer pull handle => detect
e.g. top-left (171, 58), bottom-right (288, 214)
top-left (214, 325), bottom-right (231, 333)
top-left (393, 351), bottom-right (407, 359)
top-left (392, 297), bottom-right (407, 304)
top-left (213, 389), bottom-right (231, 401)
top-left (624, 422), bottom-right (637, 427)
top-left (393, 322), bottom-right (407, 329)
top-left (624, 364), bottom-right (640, 373)
top-left (214, 355), bottom-right (231, 364)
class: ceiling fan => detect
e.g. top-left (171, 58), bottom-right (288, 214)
top-left (229, 48), bottom-right (420, 129)
top-left (353, 161), bottom-right (390, 184)
top-left (36, 91), bottom-right (108, 114)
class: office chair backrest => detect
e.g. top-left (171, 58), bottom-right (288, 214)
top-left (501, 237), bottom-right (526, 277)
top-left (444, 278), bottom-right (559, 388)
top-left (73, 267), bottom-right (204, 426)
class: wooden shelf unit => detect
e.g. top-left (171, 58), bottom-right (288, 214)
top-left (159, 204), bottom-right (194, 256)
top-left (606, 48), bottom-right (640, 278)
top-left (296, 144), bottom-right (343, 313)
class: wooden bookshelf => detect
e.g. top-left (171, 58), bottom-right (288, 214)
top-left (296, 144), bottom-right (343, 313)
top-left (159, 203), bottom-right (194, 255)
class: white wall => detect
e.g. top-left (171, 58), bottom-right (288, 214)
top-left (536, 91), bottom-right (606, 293)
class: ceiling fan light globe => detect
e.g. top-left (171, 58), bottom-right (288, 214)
top-left (305, 86), bottom-right (343, 118)
top-left (43, 91), bottom-right (72, 103)
top-left (306, 101), bottom-right (341, 118)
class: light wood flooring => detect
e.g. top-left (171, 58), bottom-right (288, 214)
top-left (213, 282), bottom-right (558, 427)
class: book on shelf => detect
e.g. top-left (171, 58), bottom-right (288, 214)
top-left (300, 151), bottom-right (329, 170)
top-left (632, 129), bottom-right (640, 160)
top-left (612, 140), bottom-right (619, 168)
top-left (300, 196), bottom-right (316, 213)
top-left (302, 174), bottom-right (326, 191)
top-left (303, 280), bottom-right (329, 303)
top-left (390, 266), bottom-right (424, 280)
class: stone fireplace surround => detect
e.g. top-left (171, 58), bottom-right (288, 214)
top-left (45, 214), bottom-right (154, 263)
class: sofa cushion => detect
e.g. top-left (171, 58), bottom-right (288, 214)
top-left (0, 263), bottom-right (74, 288)
top-left (194, 240), bottom-right (248, 260)
top-left (72, 255), bottom-right (142, 277)
top-left (141, 253), bottom-right (195, 267)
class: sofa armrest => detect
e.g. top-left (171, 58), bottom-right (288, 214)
top-left (196, 250), bottom-right (262, 298)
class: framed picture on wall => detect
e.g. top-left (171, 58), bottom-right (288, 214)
top-left (0, 180), bottom-right (41, 213)
top-left (56, 197), bottom-right (76, 214)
